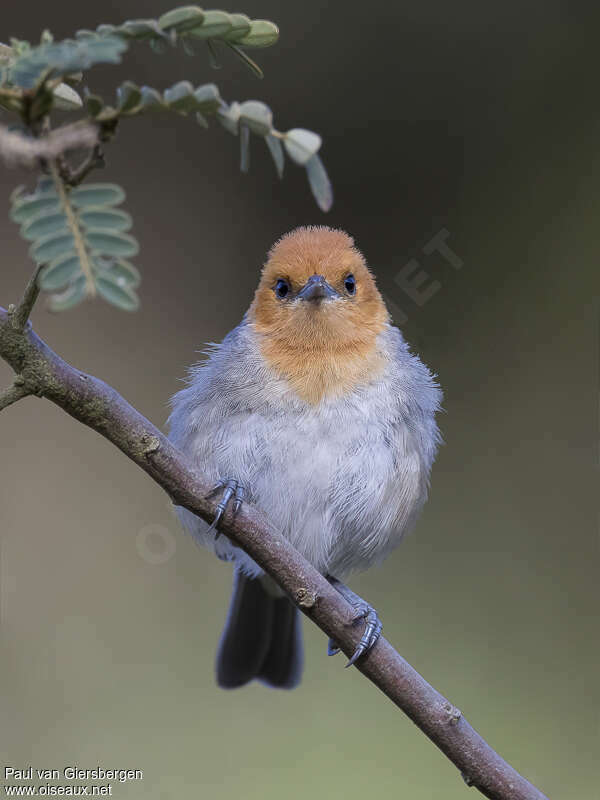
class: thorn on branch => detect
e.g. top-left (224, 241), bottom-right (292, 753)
top-left (12, 266), bottom-right (42, 331)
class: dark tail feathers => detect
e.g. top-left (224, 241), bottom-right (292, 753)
top-left (216, 571), bottom-right (304, 690)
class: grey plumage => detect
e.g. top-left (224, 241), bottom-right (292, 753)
top-left (168, 316), bottom-right (441, 686)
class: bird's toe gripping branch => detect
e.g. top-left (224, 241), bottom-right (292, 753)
top-left (326, 576), bottom-right (383, 667)
top-left (207, 478), bottom-right (245, 539)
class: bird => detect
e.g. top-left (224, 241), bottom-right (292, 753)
top-left (168, 226), bottom-right (442, 690)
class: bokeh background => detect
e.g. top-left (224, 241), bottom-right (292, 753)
top-left (2, 2), bottom-right (598, 798)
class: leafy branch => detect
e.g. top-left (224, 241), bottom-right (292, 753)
top-left (0, 6), bottom-right (332, 312)
top-left (11, 177), bottom-right (139, 310)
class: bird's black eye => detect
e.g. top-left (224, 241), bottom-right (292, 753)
top-left (275, 278), bottom-right (290, 299)
top-left (344, 274), bottom-right (356, 295)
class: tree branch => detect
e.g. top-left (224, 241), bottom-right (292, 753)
top-left (0, 304), bottom-right (549, 800)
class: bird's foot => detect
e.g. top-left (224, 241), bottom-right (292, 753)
top-left (326, 576), bottom-right (383, 667)
top-left (206, 477), bottom-right (245, 539)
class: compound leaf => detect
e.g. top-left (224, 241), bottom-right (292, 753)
top-left (70, 183), bottom-right (126, 208)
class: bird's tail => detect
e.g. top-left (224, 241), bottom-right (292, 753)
top-left (216, 570), bottom-right (304, 690)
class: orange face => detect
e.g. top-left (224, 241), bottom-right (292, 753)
top-left (248, 227), bottom-right (389, 403)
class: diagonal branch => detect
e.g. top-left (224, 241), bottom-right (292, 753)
top-left (0, 304), bottom-right (549, 800)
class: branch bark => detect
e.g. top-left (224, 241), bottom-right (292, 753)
top-left (0, 378), bottom-right (29, 410)
top-left (0, 304), bottom-right (549, 800)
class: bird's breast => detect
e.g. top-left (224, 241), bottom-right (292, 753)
top-left (253, 324), bottom-right (387, 405)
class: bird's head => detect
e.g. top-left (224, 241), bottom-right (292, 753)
top-left (249, 226), bottom-right (388, 348)
top-left (248, 227), bottom-right (389, 403)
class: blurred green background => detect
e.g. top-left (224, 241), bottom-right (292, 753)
top-left (1, 2), bottom-right (598, 798)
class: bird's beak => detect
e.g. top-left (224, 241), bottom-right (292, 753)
top-left (297, 275), bottom-right (340, 302)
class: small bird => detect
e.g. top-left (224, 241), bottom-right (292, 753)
top-left (168, 226), bottom-right (442, 689)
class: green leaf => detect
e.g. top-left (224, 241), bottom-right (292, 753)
top-left (84, 91), bottom-right (104, 116)
top-left (223, 14), bottom-right (252, 42)
top-left (194, 83), bottom-right (220, 113)
top-left (48, 275), bottom-right (87, 312)
top-left (86, 230), bottom-right (139, 257)
top-left (95, 105), bottom-right (119, 122)
top-left (10, 36), bottom-right (127, 88)
top-left (239, 100), bottom-right (272, 136)
top-left (149, 37), bottom-right (169, 54)
top-left (117, 20), bottom-right (163, 40)
top-left (79, 207), bottom-right (132, 232)
top-left (95, 272), bottom-right (139, 311)
top-left (164, 80), bottom-right (197, 112)
top-left (53, 82), bottom-right (82, 110)
top-left (206, 38), bottom-right (221, 69)
top-left (283, 128), bottom-right (322, 165)
top-left (181, 37), bottom-right (201, 56)
top-left (20, 210), bottom-right (68, 242)
top-left (186, 10), bottom-right (232, 39)
top-left (305, 153), bottom-right (333, 212)
top-left (236, 20), bottom-right (279, 48)
top-left (94, 257), bottom-right (140, 288)
top-left (223, 42), bottom-right (263, 79)
top-left (39, 252), bottom-right (81, 291)
top-left (217, 101), bottom-right (241, 135)
top-left (140, 86), bottom-right (164, 110)
top-left (240, 123), bottom-right (250, 173)
top-left (11, 191), bottom-right (60, 224)
top-left (35, 177), bottom-right (55, 193)
top-left (70, 183), bottom-right (125, 208)
top-left (117, 80), bottom-right (141, 112)
top-left (265, 133), bottom-right (284, 179)
top-left (31, 231), bottom-right (76, 263)
top-left (10, 185), bottom-right (25, 205)
top-left (0, 42), bottom-right (13, 65)
top-left (158, 6), bottom-right (205, 33)
top-left (95, 25), bottom-right (119, 37)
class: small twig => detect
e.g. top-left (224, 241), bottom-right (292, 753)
top-left (67, 144), bottom-right (105, 187)
top-left (0, 378), bottom-right (30, 411)
top-left (10, 265), bottom-right (42, 331)
top-left (0, 120), bottom-right (98, 168)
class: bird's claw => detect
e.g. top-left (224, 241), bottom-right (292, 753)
top-left (344, 602), bottom-right (382, 667)
top-left (326, 576), bottom-right (383, 667)
top-left (207, 478), bottom-right (245, 539)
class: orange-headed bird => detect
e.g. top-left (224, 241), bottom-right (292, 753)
top-left (169, 227), bottom-right (442, 689)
